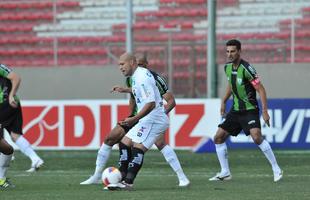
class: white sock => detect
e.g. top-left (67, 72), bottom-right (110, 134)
top-left (94, 143), bottom-right (112, 177)
top-left (258, 140), bottom-right (281, 173)
top-left (161, 145), bottom-right (187, 180)
top-left (15, 136), bottom-right (41, 163)
top-left (215, 143), bottom-right (230, 174)
top-left (0, 153), bottom-right (12, 179)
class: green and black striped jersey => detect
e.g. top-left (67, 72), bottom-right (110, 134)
top-left (0, 64), bottom-right (13, 103)
top-left (224, 59), bottom-right (259, 112)
top-left (126, 69), bottom-right (169, 115)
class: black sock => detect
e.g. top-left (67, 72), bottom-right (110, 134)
top-left (118, 142), bottom-right (132, 180)
top-left (124, 147), bottom-right (145, 184)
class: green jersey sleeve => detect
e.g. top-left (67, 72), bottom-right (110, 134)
top-left (0, 64), bottom-right (12, 77)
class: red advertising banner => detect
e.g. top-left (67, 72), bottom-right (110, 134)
top-left (14, 99), bottom-right (221, 150)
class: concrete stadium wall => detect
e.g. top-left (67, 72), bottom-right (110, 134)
top-left (14, 63), bottom-right (309, 100)
top-left (15, 65), bottom-right (126, 100)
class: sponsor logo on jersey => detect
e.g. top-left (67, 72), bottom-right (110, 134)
top-left (248, 65), bottom-right (257, 75)
top-left (141, 84), bottom-right (150, 98)
top-left (248, 120), bottom-right (255, 125)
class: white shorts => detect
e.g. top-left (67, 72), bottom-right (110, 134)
top-left (126, 120), bottom-right (169, 149)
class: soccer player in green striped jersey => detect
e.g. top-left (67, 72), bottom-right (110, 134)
top-left (0, 64), bottom-right (44, 174)
top-left (209, 39), bottom-right (283, 182)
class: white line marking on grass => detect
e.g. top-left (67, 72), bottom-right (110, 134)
top-left (11, 170), bottom-right (310, 178)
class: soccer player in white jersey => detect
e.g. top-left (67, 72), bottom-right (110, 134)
top-left (80, 53), bottom-right (190, 187)
top-left (107, 52), bottom-right (169, 190)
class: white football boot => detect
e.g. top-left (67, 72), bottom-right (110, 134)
top-left (209, 172), bottom-right (232, 181)
top-left (274, 170), bottom-right (283, 182)
top-left (80, 175), bottom-right (101, 185)
top-left (178, 177), bottom-right (190, 187)
top-left (26, 158), bottom-right (44, 172)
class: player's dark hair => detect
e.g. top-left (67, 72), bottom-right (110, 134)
top-left (226, 39), bottom-right (241, 50)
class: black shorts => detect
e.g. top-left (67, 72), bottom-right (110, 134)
top-left (117, 114), bottom-right (137, 133)
top-left (0, 128), bottom-right (3, 138)
top-left (118, 123), bottom-right (133, 133)
top-left (0, 102), bottom-right (23, 135)
top-left (218, 109), bottom-right (261, 136)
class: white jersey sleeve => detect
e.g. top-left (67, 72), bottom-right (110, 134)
top-left (131, 67), bottom-right (168, 123)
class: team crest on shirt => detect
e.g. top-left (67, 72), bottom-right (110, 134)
top-left (146, 72), bottom-right (152, 77)
top-left (237, 78), bottom-right (242, 85)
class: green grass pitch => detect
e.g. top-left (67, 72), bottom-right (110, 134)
top-left (2, 149), bottom-right (310, 200)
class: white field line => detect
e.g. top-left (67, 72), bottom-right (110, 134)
top-left (12, 171), bottom-right (310, 178)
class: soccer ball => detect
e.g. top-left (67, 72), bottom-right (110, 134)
top-left (101, 167), bottom-right (122, 186)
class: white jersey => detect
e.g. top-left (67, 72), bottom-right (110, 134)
top-left (131, 67), bottom-right (168, 124)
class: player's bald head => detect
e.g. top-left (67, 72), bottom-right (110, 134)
top-left (119, 52), bottom-right (136, 63)
top-left (135, 52), bottom-right (148, 68)
top-left (118, 52), bottom-right (137, 77)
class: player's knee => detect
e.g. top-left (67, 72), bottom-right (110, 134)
top-left (10, 132), bottom-right (21, 142)
top-left (155, 141), bottom-right (166, 151)
top-left (213, 135), bottom-right (224, 144)
top-left (252, 136), bottom-right (263, 145)
top-left (250, 130), bottom-right (263, 145)
top-left (213, 128), bottom-right (228, 144)
top-left (155, 142), bottom-right (167, 151)
top-left (2, 146), bottom-right (14, 155)
top-left (104, 137), bottom-right (115, 146)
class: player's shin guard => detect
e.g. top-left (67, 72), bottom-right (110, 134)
top-left (124, 147), bottom-right (144, 184)
top-left (118, 142), bottom-right (132, 180)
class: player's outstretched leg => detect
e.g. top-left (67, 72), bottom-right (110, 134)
top-left (258, 139), bottom-right (283, 182)
top-left (160, 145), bottom-right (190, 187)
top-left (80, 143), bottom-right (112, 185)
top-left (12, 134), bottom-right (44, 172)
top-left (81, 125), bottom-right (127, 185)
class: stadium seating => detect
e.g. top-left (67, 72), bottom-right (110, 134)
top-left (1, 0), bottom-right (310, 96)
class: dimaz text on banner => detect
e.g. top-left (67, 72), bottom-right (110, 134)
top-left (16, 99), bottom-right (221, 150)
